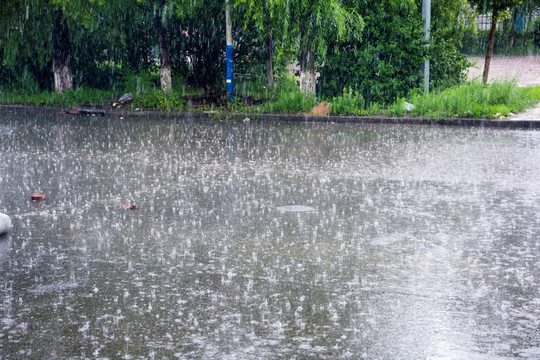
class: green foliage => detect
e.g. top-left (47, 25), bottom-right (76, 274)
top-left (289, 0), bottom-right (363, 57)
top-left (0, 0), bottom-right (536, 111)
top-left (264, 91), bottom-right (315, 114)
top-left (535, 18), bottom-right (540, 48)
top-left (365, 102), bottom-right (383, 116)
top-left (330, 88), bottom-right (365, 116)
top-left (319, 0), bottom-right (474, 105)
top-left (0, 85), bottom-right (187, 111)
top-left (262, 78), bottom-right (315, 113)
top-left (429, 39), bottom-right (472, 89)
top-left (2, 79), bottom-right (539, 121)
top-left (122, 70), bottom-right (159, 97)
top-left (132, 88), bottom-right (187, 111)
top-left (70, 3), bottom-right (156, 89)
top-left (167, 1), bottom-right (225, 91)
top-left (287, 0), bottom-right (364, 93)
top-left (461, 24), bottom-right (540, 56)
top-left (386, 98), bottom-right (408, 117)
top-left (0, 1), bottom-right (56, 90)
top-left (469, 0), bottom-right (524, 15)
top-left (405, 81), bottom-right (540, 118)
top-left (237, 76), bottom-right (271, 99)
top-left (0, 87), bottom-right (117, 108)
top-left (319, 0), bottom-right (424, 105)
top-left (59, 87), bottom-right (117, 107)
top-left (235, 0), bottom-right (293, 86)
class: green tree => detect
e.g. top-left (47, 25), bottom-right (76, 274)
top-left (71, 1), bottom-right (155, 89)
top-left (428, 0), bottom-right (474, 89)
top-left (236, 0), bottom-right (291, 90)
top-left (318, 0), bottom-right (473, 105)
top-left (469, 0), bottom-right (523, 83)
top-left (318, 0), bottom-right (423, 104)
top-left (508, 0), bottom-right (540, 47)
top-left (168, 0), bottom-right (225, 91)
top-left (289, 0), bottom-right (363, 94)
top-left (134, 0), bottom-right (190, 93)
top-left (0, 0), bottom-right (112, 92)
top-left (1, 0), bottom-right (70, 92)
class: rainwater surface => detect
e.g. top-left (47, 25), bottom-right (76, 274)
top-left (1, 113), bottom-right (539, 359)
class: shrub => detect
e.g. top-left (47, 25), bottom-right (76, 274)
top-left (122, 71), bottom-right (159, 97)
top-left (261, 77), bottom-right (315, 113)
top-left (264, 89), bottom-right (315, 114)
top-left (132, 88), bottom-right (186, 111)
top-left (331, 88), bottom-right (365, 115)
top-left (385, 98), bottom-right (407, 117)
top-left (318, 0), bottom-right (471, 105)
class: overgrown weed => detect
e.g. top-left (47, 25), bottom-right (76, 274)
top-left (407, 81), bottom-right (540, 118)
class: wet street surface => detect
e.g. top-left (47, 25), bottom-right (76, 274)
top-left (467, 56), bottom-right (540, 87)
top-left (1, 114), bottom-right (539, 359)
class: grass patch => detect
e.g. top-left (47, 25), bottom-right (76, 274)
top-left (404, 81), bottom-right (540, 119)
top-left (330, 88), bottom-right (365, 115)
top-left (0, 86), bottom-right (187, 111)
top-left (132, 89), bottom-right (186, 111)
top-left (1, 79), bottom-right (538, 120)
top-left (324, 81), bottom-right (539, 119)
top-left (385, 98), bottom-right (408, 117)
top-left (264, 90), bottom-right (315, 113)
top-left (260, 78), bottom-right (316, 114)
top-left (0, 87), bottom-right (117, 108)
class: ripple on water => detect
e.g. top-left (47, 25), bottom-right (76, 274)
top-left (276, 205), bottom-right (316, 213)
top-left (29, 281), bottom-right (80, 295)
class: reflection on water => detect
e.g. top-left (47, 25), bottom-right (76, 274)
top-left (1, 114), bottom-right (539, 359)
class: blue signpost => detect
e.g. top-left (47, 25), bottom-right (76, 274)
top-left (226, 0), bottom-right (234, 101)
top-left (226, 45), bottom-right (234, 101)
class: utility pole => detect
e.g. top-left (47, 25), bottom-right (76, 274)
top-left (422, 0), bottom-right (431, 93)
top-left (225, 0), bottom-right (234, 101)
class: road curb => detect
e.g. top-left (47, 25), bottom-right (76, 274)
top-left (1, 104), bottom-right (539, 129)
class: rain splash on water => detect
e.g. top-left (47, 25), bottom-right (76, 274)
top-left (1, 113), bottom-right (539, 359)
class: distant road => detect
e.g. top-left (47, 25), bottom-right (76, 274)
top-left (467, 56), bottom-right (540, 86)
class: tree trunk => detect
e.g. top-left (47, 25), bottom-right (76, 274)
top-left (509, 9), bottom-right (516, 47)
top-left (299, 44), bottom-right (316, 95)
top-left (483, 11), bottom-right (499, 84)
top-left (299, 48), bottom-right (308, 93)
top-left (52, 9), bottom-right (73, 93)
top-left (155, 3), bottom-right (172, 94)
top-left (265, 34), bottom-right (274, 90)
top-left (307, 52), bottom-right (316, 94)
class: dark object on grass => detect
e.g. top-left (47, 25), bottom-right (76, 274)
top-left (66, 107), bottom-right (105, 116)
top-left (118, 93), bottom-right (133, 104)
top-left (113, 93), bottom-right (133, 108)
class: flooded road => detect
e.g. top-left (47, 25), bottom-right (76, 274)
top-left (1, 114), bottom-right (539, 359)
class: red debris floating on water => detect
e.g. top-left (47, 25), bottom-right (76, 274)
top-left (31, 194), bottom-right (45, 201)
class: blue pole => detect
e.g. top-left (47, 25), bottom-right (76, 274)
top-left (226, 0), bottom-right (234, 101)
top-left (226, 45), bottom-right (234, 101)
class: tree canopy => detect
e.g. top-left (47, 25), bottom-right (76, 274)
top-left (469, 0), bottom-right (524, 82)
top-left (1, 0), bottom-right (517, 102)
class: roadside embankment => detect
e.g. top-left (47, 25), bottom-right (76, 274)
top-left (1, 104), bottom-right (540, 129)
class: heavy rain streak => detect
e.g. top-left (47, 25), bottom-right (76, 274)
top-left (1, 113), bottom-right (539, 359)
